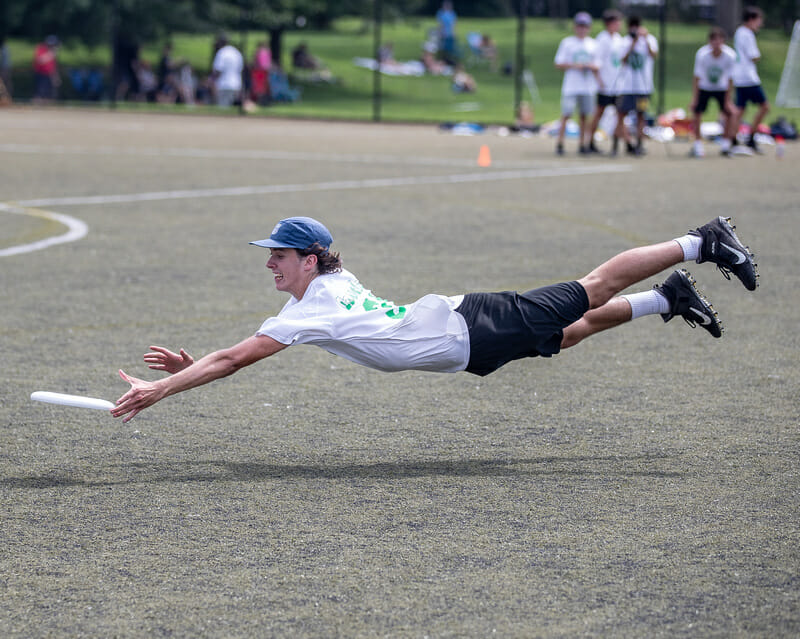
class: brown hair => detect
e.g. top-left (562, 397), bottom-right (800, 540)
top-left (743, 6), bottom-right (763, 23)
top-left (297, 242), bottom-right (342, 274)
top-left (709, 26), bottom-right (727, 41)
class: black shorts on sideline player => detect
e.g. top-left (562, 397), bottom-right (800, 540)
top-left (455, 281), bottom-right (590, 377)
top-left (694, 89), bottom-right (731, 115)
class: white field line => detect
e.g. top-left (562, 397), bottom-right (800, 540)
top-left (17, 165), bottom-right (631, 208)
top-left (0, 204), bottom-right (88, 257)
top-left (3, 163), bottom-right (631, 256)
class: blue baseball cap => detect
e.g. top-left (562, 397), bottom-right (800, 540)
top-left (250, 217), bottom-right (333, 250)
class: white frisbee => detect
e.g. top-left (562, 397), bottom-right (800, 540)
top-left (31, 391), bottom-right (115, 411)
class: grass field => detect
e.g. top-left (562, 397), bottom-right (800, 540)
top-left (4, 16), bottom-right (797, 124)
top-left (1, 107), bottom-right (799, 637)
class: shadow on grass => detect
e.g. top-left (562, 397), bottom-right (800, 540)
top-left (1, 454), bottom-right (682, 489)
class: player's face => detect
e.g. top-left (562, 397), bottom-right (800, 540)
top-left (266, 248), bottom-right (314, 297)
top-left (710, 36), bottom-right (724, 54)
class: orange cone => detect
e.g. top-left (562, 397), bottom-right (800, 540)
top-left (477, 145), bottom-right (491, 167)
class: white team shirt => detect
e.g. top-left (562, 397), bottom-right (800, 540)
top-left (212, 44), bottom-right (244, 91)
top-left (256, 270), bottom-right (470, 373)
top-left (733, 25), bottom-right (761, 87)
top-left (694, 44), bottom-right (736, 92)
top-left (618, 33), bottom-right (658, 94)
top-left (595, 30), bottom-right (624, 96)
top-left (554, 35), bottom-right (599, 96)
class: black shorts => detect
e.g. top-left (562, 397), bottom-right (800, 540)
top-left (735, 84), bottom-right (767, 108)
top-left (694, 89), bottom-right (730, 115)
top-left (619, 93), bottom-right (650, 114)
top-left (455, 281), bottom-right (590, 377)
top-left (597, 93), bottom-right (618, 108)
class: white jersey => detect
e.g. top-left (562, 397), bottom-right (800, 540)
top-left (595, 30), bottom-right (624, 96)
top-left (733, 25), bottom-right (761, 87)
top-left (694, 44), bottom-right (736, 92)
top-left (618, 33), bottom-right (658, 94)
top-left (256, 270), bottom-right (470, 373)
top-left (212, 44), bottom-right (243, 91)
top-left (554, 35), bottom-right (599, 96)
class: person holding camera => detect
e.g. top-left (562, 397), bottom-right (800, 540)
top-left (617, 16), bottom-right (658, 156)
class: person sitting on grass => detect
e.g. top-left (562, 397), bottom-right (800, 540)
top-left (113, 215), bottom-right (758, 423)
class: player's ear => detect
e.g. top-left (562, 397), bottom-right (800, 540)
top-left (304, 253), bottom-right (318, 270)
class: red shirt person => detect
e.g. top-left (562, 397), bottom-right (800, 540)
top-left (33, 35), bottom-right (60, 102)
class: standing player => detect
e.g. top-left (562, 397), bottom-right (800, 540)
top-left (732, 6), bottom-right (770, 154)
top-left (589, 9), bottom-right (625, 155)
top-left (554, 12), bottom-right (600, 156)
top-left (689, 27), bottom-right (737, 158)
top-left (617, 15), bottom-right (659, 156)
top-left (112, 216), bottom-right (758, 423)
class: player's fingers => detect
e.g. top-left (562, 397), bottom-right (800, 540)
top-left (149, 345), bottom-right (176, 357)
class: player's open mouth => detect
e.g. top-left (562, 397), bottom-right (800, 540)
top-left (274, 274), bottom-right (283, 281)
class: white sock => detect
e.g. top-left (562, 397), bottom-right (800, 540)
top-left (622, 289), bottom-right (670, 320)
top-left (673, 234), bottom-right (702, 262)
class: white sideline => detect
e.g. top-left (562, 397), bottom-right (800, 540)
top-left (17, 165), bottom-right (632, 208)
top-left (3, 163), bottom-right (631, 256)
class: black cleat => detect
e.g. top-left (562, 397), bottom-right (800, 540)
top-left (747, 134), bottom-right (764, 155)
top-left (690, 216), bottom-right (758, 290)
top-left (656, 269), bottom-right (723, 338)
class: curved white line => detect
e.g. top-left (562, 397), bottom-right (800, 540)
top-left (0, 203), bottom-right (89, 257)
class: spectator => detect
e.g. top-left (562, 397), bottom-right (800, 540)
top-left (134, 59), bottom-right (158, 102)
top-left (554, 12), bottom-right (600, 155)
top-left (480, 34), bottom-right (499, 72)
top-left (251, 41), bottom-right (271, 105)
top-left (689, 27), bottom-right (737, 158)
top-left (0, 37), bottom-right (12, 102)
top-left (32, 35), bottom-right (60, 104)
top-left (176, 62), bottom-right (197, 105)
top-left (377, 42), bottom-right (396, 66)
top-left (157, 42), bottom-right (177, 100)
top-left (589, 9), bottom-right (625, 155)
top-left (292, 42), bottom-right (321, 71)
top-left (113, 36), bottom-right (140, 101)
top-left (731, 6), bottom-right (770, 154)
top-left (436, 1), bottom-right (458, 64)
top-left (452, 64), bottom-right (476, 93)
top-left (421, 50), bottom-right (450, 76)
top-left (211, 34), bottom-right (243, 107)
top-left (617, 15), bottom-right (659, 156)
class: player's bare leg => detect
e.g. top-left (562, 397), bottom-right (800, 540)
top-left (578, 240), bottom-right (684, 309)
top-left (561, 216), bottom-right (758, 348)
top-left (561, 297), bottom-right (631, 348)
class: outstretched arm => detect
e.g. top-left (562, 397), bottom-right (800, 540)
top-left (111, 335), bottom-right (287, 422)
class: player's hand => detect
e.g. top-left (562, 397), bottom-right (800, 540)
top-left (112, 370), bottom-right (166, 423)
top-left (144, 345), bottom-right (194, 374)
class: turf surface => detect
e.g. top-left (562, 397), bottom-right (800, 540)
top-left (1, 108), bottom-right (798, 637)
